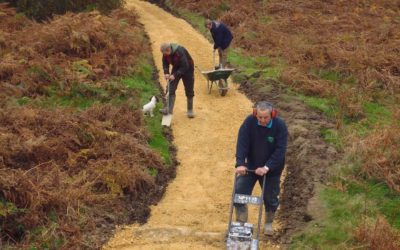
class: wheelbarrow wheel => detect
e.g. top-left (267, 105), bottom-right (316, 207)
top-left (218, 79), bottom-right (228, 96)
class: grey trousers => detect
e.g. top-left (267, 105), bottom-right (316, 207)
top-left (217, 48), bottom-right (228, 68)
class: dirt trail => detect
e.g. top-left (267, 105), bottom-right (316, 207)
top-left (104, 1), bottom-right (277, 249)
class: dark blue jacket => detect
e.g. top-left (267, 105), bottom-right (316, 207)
top-left (235, 115), bottom-right (288, 177)
top-left (210, 21), bottom-right (233, 50)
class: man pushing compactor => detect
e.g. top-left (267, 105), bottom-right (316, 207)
top-left (234, 101), bottom-right (288, 236)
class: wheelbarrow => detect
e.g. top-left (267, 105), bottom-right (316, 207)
top-left (196, 50), bottom-right (234, 96)
top-left (199, 68), bottom-right (234, 96)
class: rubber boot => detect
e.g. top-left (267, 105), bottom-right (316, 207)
top-left (160, 95), bottom-right (175, 115)
top-left (264, 211), bottom-right (275, 235)
top-left (187, 97), bottom-right (195, 118)
top-left (235, 205), bottom-right (248, 223)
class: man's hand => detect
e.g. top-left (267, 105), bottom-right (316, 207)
top-left (164, 74), bottom-right (175, 81)
top-left (235, 166), bottom-right (247, 175)
top-left (255, 166), bottom-right (269, 176)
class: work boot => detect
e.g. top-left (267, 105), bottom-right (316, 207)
top-left (264, 211), bottom-right (275, 236)
top-left (235, 205), bottom-right (248, 223)
top-left (160, 95), bottom-right (175, 115)
top-left (187, 97), bottom-right (195, 118)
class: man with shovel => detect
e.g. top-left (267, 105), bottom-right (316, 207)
top-left (205, 19), bottom-right (233, 68)
top-left (160, 42), bottom-right (195, 118)
top-left (234, 101), bottom-right (288, 236)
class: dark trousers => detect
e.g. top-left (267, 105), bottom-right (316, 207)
top-left (234, 173), bottom-right (281, 213)
top-left (170, 68), bottom-right (194, 98)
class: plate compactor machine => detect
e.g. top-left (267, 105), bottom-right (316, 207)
top-left (226, 170), bottom-right (267, 250)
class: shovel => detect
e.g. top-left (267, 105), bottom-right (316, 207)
top-left (161, 79), bottom-right (173, 126)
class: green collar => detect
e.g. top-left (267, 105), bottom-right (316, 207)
top-left (170, 43), bottom-right (179, 53)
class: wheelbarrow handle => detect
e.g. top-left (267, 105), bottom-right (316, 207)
top-left (236, 167), bottom-right (256, 173)
top-left (194, 65), bottom-right (203, 74)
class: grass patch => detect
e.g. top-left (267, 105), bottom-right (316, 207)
top-left (41, 84), bottom-right (103, 109)
top-left (261, 66), bottom-right (282, 79)
top-left (361, 102), bottom-right (392, 126)
top-left (291, 176), bottom-right (400, 249)
top-left (291, 187), bottom-right (363, 249)
top-left (259, 15), bottom-right (272, 24)
top-left (311, 69), bottom-right (341, 83)
top-left (228, 49), bottom-right (259, 69)
top-left (296, 94), bottom-right (338, 118)
top-left (347, 180), bottom-right (400, 229)
top-left (31, 81), bottom-right (130, 110)
top-left (344, 101), bottom-right (393, 137)
top-left (122, 57), bottom-right (157, 105)
top-left (310, 68), bottom-right (358, 86)
top-left (320, 128), bottom-right (342, 150)
top-left (228, 49), bottom-right (283, 82)
top-left (0, 199), bottom-right (26, 217)
top-left (148, 168), bottom-right (159, 177)
top-left (16, 96), bottom-right (31, 106)
top-left (121, 57), bottom-right (172, 166)
top-left (292, 98), bottom-right (398, 249)
top-left (228, 50), bottom-right (278, 71)
top-left (145, 113), bottom-right (172, 165)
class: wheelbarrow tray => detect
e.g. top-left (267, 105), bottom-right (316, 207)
top-left (201, 68), bottom-right (234, 81)
top-left (200, 68), bottom-right (234, 96)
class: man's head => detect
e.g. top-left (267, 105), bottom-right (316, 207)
top-left (205, 19), bottom-right (213, 30)
top-left (160, 43), bottom-right (172, 55)
top-left (255, 102), bottom-right (274, 126)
